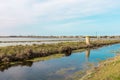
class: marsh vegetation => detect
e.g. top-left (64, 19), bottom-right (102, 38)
top-left (0, 40), bottom-right (120, 63)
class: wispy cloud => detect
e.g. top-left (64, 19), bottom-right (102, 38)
top-left (31, 0), bottom-right (120, 21)
top-left (0, 0), bottom-right (120, 35)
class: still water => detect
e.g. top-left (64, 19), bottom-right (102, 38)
top-left (0, 38), bottom-right (83, 41)
top-left (0, 44), bottom-right (120, 80)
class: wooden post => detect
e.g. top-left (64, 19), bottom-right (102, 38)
top-left (86, 36), bottom-right (90, 45)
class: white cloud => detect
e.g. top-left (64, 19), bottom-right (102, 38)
top-left (0, 0), bottom-right (119, 29)
top-left (0, 0), bottom-right (34, 28)
top-left (31, 0), bottom-right (120, 21)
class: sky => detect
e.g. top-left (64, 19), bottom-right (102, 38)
top-left (0, 0), bottom-right (120, 36)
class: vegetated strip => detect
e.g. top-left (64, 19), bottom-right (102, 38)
top-left (81, 54), bottom-right (120, 80)
top-left (0, 40), bottom-right (120, 63)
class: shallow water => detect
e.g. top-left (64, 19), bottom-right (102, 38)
top-left (0, 37), bottom-right (119, 47)
top-left (0, 44), bottom-right (120, 80)
top-left (0, 38), bottom-right (83, 47)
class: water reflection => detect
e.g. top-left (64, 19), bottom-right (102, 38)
top-left (65, 52), bottom-right (72, 56)
top-left (85, 49), bottom-right (90, 60)
top-left (64, 49), bottom-right (91, 58)
top-left (0, 61), bottom-right (33, 72)
top-left (0, 49), bottom-right (91, 72)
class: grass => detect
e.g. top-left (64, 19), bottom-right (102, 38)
top-left (0, 40), bottom-right (120, 63)
top-left (81, 55), bottom-right (120, 80)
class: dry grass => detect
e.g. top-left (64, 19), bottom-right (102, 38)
top-left (0, 40), bottom-right (120, 63)
top-left (82, 56), bottom-right (120, 80)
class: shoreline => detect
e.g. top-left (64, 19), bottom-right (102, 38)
top-left (80, 51), bottom-right (120, 80)
top-left (0, 42), bottom-right (119, 73)
top-left (0, 40), bottom-right (120, 64)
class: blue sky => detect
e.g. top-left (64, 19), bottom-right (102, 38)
top-left (0, 0), bottom-right (120, 36)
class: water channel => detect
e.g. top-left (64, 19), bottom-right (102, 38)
top-left (0, 44), bottom-right (119, 80)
